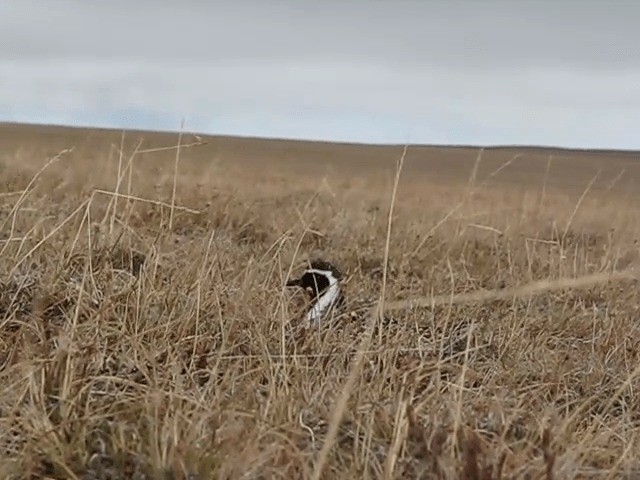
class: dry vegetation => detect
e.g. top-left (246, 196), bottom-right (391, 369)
top-left (1, 124), bottom-right (640, 479)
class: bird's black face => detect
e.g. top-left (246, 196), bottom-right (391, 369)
top-left (286, 261), bottom-right (342, 298)
top-left (287, 271), bottom-right (331, 298)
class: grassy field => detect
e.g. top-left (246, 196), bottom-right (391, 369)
top-left (1, 122), bottom-right (640, 479)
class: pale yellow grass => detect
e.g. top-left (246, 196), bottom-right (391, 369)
top-left (1, 131), bottom-right (640, 479)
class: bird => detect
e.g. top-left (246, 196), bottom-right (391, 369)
top-left (284, 259), bottom-right (437, 380)
top-left (284, 259), bottom-right (403, 327)
top-left (285, 259), bottom-right (346, 325)
top-left (285, 259), bottom-right (475, 361)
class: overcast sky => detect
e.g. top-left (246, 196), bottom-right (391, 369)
top-left (1, 1), bottom-right (639, 148)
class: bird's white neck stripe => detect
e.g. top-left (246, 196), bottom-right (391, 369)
top-left (304, 269), bottom-right (340, 323)
top-left (305, 269), bottom-right (337, 281)
top-left (306, 282), bottom-right (341, 322)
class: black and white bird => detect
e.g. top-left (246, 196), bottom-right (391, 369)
top-left (286, 260), bottom-right (346, 324)
top-left (284, 259), bottom-right (472, 358)
top-left (285, 259), bottom-right (395, 326)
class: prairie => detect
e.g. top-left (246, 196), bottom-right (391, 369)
top-left (1, 122), bottom-right (640, 479)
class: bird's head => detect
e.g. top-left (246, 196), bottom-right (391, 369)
top-left (286, 260), bottom-right (344, 323)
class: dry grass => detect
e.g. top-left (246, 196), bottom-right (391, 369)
top-left (2, 124), bottom-right (640, 479)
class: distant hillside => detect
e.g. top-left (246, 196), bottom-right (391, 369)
top-left (2, 121), bottom-right (640, 197)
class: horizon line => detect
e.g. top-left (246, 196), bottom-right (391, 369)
top-left (3, 119), bottom-right (640, 156)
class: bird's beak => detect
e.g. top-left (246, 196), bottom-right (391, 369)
top-left (286, 278), bottom-right (301, 288)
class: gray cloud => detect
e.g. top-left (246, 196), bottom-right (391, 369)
top-left (1, 1), bottom-right (639, 147)
top-left (2, 1), bottom-right (639, 67)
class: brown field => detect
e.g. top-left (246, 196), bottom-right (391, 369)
top-left (1, 122), bottom-right (640, 479)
